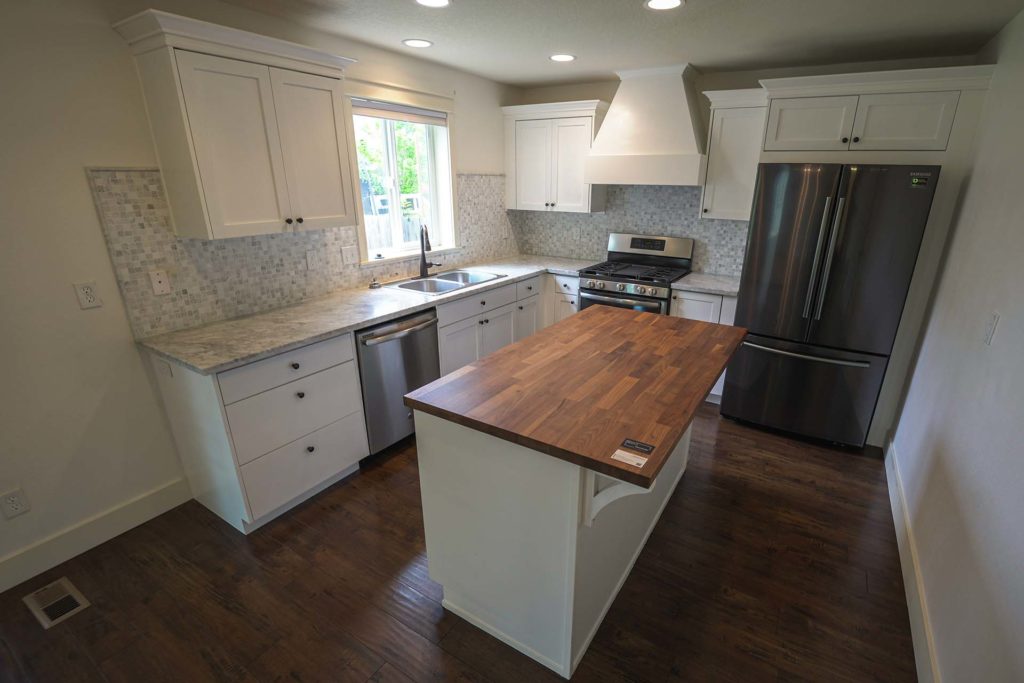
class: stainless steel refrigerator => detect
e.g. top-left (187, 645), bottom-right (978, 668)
top-left (721, 163), bottom-right (940, 447)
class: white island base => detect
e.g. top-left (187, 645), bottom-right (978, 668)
top-left (414, 411), bottom-right (692, 678)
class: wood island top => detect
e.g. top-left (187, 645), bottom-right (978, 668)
top-left (404, 306), bottom-right (747, 488)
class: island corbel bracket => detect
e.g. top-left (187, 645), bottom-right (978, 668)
top-left (582, 471), bottom-right (652, 526)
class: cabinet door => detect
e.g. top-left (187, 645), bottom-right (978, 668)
top-left (552, 293), bottom-right (578, 324)
top-left (763, 96), bottom-right (858, 151)
top-left (848, 92), bottom-right (959, 151)
top-left (270, 68), bottom-right (358, 230)
top-left (439, 316), bottom-right (479, 376)
top-left (515, 119), bottom-right (552, 210)
top-left (514, 295), bottom-right (541, 342)
top-left (175, 50), bottom-right (292, 238)
top-left (700, 107), bottom-right (766, 220)
top-left (550, 117), bottom-right (593, 213)
top-left (670, 291), bottom-right (723, 323)
top-left (479, 303), bottom-right (517, 358)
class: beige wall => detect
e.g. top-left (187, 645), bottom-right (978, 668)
top-left (890, 8), bottom-right (1024, 682)
top-left (0, 0), bottom-right (515, 590)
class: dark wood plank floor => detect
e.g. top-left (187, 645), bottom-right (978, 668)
top-left (0, 405), bottom-right (917, 682)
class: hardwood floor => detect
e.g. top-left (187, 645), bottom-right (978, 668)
top-left (0, 405), bottom-right (916, 682)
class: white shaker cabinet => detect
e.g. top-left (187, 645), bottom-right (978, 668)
top-left (439, 315), bottom-right (483, 376)
top-left (671, 291), bottom-right (737, 401)
top-left (503, 101), bottom-right (608, 213)
top-left (116, 10), bottom-right (358, 240)
top-left (763, 96), bottom-right (859, 151)
top-left (700, 90), bottom-right (767, 220)
top-left (847, 91), bottom-right (959, 151)
top-left (514, 295), bottom-right (542, 342)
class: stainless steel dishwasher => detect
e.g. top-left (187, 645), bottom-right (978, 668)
top-left (355, 309), bottom-right (441, 454)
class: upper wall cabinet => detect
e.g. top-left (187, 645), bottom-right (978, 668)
top-left (502, 101), bottom-right (608, 213)
top-left (700, 89), bottom-right (768, 220)
top-left (760, 67), bottom-right (993, 154)
top-left (115, 10), bottom-right (358, 240)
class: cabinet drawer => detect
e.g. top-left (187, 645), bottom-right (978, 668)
top-left (671, 291), bottom-right (723, 323)
top-left (218, 334), bottom-right (353, 405)
top-left (226, 361), bottom-right (361, 465)
top-left (437, 283), bottom-right (516, 327)
top-left (516, 276), bottom-right (542, 300)
top-left (241, 411), bottom-right (367, 519)
top-left (548, 274), bottom-right (579, 295)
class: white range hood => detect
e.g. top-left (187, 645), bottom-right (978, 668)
top-left (585, 64), bottom-right (706, 186)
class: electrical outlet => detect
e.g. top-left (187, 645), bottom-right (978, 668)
top-left (2, 488), bottom-right (30, 520)
top-left (149, 270), bottom-right (172, 296)
top-left (341, 246), bottom-right (358, 265)
top-left (306, 250), bottom-right (326, 271)
top-left (983, 311), bottom-right (1001, 346)
top-left (73, 282), bottom-right (103, 309)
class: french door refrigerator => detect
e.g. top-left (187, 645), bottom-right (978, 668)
top-left (721, 163), bottom-right (940, 447)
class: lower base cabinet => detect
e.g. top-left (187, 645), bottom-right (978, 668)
top-left (671, 290), bottom-right (738, 401)
top-left (439, 303), bottom-right (517, 375)
top-left (514, 294), bottom-right (541, 341)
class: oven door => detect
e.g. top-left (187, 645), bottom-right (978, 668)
top-left (579, 290), bottom-right (668, 315)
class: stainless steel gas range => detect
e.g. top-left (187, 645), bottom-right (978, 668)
top-left (578, 233), bottom-right (694, 315)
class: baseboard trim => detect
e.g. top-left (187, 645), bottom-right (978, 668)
top-left (0, 478), bottom-right (191, 593)
top-left (884, 440), bottom-right (941, 683)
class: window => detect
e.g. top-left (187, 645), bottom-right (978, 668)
top-left (351, 99), bottom-right (454, 260)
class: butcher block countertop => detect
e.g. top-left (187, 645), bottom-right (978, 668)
top-left (404, 306), bottom-right (747, 488)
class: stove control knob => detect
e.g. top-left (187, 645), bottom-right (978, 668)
top-left (597, 281), bottom-right (606, 290)
top-left (616, 283), bottom-right (626, 292)
top-left (637, 286), bottom-right (647, 295)
top-left (586, 279), bottom-right (596, 288)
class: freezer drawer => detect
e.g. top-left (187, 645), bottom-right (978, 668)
top-left (720, 335), bottom-right (887, 447)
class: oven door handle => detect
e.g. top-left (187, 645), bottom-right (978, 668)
top-left (580, 291), bottom-right (664, 310)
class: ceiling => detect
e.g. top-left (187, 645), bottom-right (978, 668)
top-left (218, 0), bottom-right (1024, 86)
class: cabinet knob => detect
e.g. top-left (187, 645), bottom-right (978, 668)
top-left (544, 203), bottom-right (550, 207)
top-left (551, 203), bottom-right (555, 208)
top-left (296, 217), bottom-right (304, 223)
top-left (527, 286), bottom-right (533, 290)
top-left (518, 305), bottom-right (523, 310)
top-left (290, 362), bottom-right (300, 370)
top-left (842, 137), bottom-right (850, 143)
top-left (306, 446), bottom-right (316, 453)
top-left (852, 136), bottom-right (860, 143)
top-left (285, 218), bottom-right (294, 225)
top-left (703, 208), bottom-right (708, 213)
top-left (296, 391), bottom-right (305, 399)
top-left (480, 300), bottom-right (486, 306)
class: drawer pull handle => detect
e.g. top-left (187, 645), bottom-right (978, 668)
top-left (296, 391), bottom-right (306, 399)
top-left (306, 446), bottom-right (316, 453)
top-left (290, 362), bottom-right (301, 370)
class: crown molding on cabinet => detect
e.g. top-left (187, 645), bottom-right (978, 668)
top-left (501, 100), bottom-right (609, 119)
top-left (760, 65), bottom-right (994, 99)
top-left (703, 88), bottom-right (768, 109)
top-left (113, 9), bottom-right (357, 78)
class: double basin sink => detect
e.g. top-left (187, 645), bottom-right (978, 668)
top-left (387, 270), bottom-right (505, 295)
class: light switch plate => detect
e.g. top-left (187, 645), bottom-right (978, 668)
top-left (148, 270), bottom-right (171, 296)
top-left (341, 246), bottom-right (358, 265)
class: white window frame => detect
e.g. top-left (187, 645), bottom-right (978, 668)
top-left (349, 96), bottom-right (457, 265)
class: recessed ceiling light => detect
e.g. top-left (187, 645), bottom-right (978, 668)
top-left (416, 0), bottom-right (449, 7)
top-left (645, 0), bottom-right (683, 9)
top-left (402, 38), bottom-right (433, 48)
top-left (549, 54), bottom-right (576, 63)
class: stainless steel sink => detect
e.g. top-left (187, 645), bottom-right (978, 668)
top-left (435, 270), bottom-right (503, 285)
top-left (391, 278), bottom-right (463, 294)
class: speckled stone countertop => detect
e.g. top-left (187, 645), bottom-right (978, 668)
top-left (139, 256), bottom-right (593, 375)
top-left (671, 272), bottom-right (741, 297)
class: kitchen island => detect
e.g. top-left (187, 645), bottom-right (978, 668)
top-left (405, 306), bottom-right (746, 677)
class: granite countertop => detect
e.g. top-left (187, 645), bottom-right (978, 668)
top-left (405, 306), bottom-right (747, 487)
top-left (671, 272), bottom-right (741, 296)
top-left (139, 255), bottom-right (593, 375)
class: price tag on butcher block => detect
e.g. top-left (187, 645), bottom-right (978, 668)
top-left (611, 449), bottom-right (648, 467)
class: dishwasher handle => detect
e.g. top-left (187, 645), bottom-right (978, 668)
top-left (361, 317), bottom-right (438, 346)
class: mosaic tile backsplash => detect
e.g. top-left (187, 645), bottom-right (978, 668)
top-left (89, 169), bottom-right (516, 338)
top-left (508, 185), bottom-right (750, 276)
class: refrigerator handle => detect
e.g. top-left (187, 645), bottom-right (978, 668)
top-left (802, 196), bottom-right (833, 319)
top-left (814, 197), bottom-right (847, 321)
top-left (741, 341), bottom-right (871, 368)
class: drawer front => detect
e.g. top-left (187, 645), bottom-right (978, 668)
top-left (548, 274), bottom-right (579, 295)
top-left (218, 334), bottom-right (353, 405)
top-left (226, 361), bottom-right (362, 465)
top-left (516, 276), bottom-right (542, 300)
top-left (670, 292), bottom-right (723, 323)
top-left (241, 411), bottom-right (368, 519)
top-left (437, 283), bottom-right (516, 327)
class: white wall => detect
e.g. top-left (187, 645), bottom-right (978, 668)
top-left (890, 9), bottom-right (1024, 682)
top-left (0, 0), bottom-right (514, 591)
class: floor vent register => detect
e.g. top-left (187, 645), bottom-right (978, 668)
top-left (22, 577), bottom-right (90, 629)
